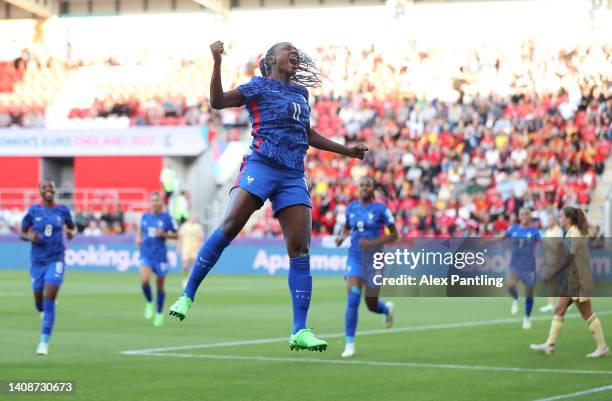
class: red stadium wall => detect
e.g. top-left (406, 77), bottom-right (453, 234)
top-left (0, 157), bottom-right (40, 209)
top-left (0, 157), bottom-right (40, 187)
top-left (74, 156), bottom-right (162, 211)
top-left (74, 156), bottom-right (162, 190)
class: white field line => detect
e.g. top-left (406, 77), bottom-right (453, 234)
top-left (533, 384), bottom-right (612, 401)
top-left (121, 311), bottom-right (612, 355)
top-left (132, 352), bottom-right (612, 377)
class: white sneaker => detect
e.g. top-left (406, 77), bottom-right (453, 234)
top-left (539, 304), bottom-right (554, 313)
top-left (587, 347), bottom-right (610, 358)
top-left (36, 342), bottom-right (49, 355)
top-left (384, 302), bottom-right (394, 329)
top-left (341, 343), bottom-right (355, 358)
top-left (530, 343), bottom-right (555, 355)
top-left (511, 300), bottom-right (519, 315)
top-left (522, 317), bottom-right (532, 330)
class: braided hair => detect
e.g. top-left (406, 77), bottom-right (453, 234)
top-left (258, 44), bottom-right (325, 88)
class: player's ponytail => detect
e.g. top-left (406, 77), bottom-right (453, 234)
top-left (259, 56), bottom-right (271, 78)
top-left (563, 206), bottom-right (590, 235)
top-left (259, 44), bottom-right (325, 87)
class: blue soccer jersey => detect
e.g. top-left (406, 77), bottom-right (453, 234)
top-left (21, 204), bottom-right (74, 264)
top-left (505, 225), bottom-right (541, 271)
top-left (140, 212), bottom-right (177, 263)
top-left (237, 76), bottom-right (310, 171)
top-left (346, 201), bottom-right (395, 258)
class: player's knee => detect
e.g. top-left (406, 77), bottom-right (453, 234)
top-left (287, 242), bottom-right (309, 259)
top-left (219, 217), bottom-right (242, 239)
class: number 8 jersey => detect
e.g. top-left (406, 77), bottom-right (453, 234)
top-left (237, 76), bottom-right (310, 172)
top-left (346, 201), bottom-right (395, 258)
top-left (21, 204), bottom-right (74, 264)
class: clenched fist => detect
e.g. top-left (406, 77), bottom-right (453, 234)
top-left (210, 40), bottom-right (225, 64)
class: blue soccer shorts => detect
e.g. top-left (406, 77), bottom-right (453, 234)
top-left (139, 256), bottom-right (169, 277)
top-left (30, 260), bottom-right (66, 292)
top-left (509, 265), bottom-right (536, 288)
top-left (231, 153), bottom-right (311, 215)
top-left (346, 251), bottom-right (382, 289)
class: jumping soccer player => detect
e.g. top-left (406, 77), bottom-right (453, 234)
top-left (505, 208), bottom-right (541, 329)
top-left (136, 192), bottom-right (178, 327)
top-left (335, 176), bottom-right (398, 358)
top-left (20, 180), bottom-right (76, 355)
top-left (530, 206), bottom-right (609, 357)
top-left (169, 40), bottom-right (368, 352)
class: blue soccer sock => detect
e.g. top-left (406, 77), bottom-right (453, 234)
top-left (525, 296), bottom-right (534, 318)
top-left (372, 300), bottom-right (389, 315)
top-left (184, 228), bottom-right (232, 301)
top-left (41, 299), bottom-right (55, 344)
top-left (142, 283), bottom-right (153, 303)
top-left (156, 290), bottom-right (165, 314)
top-left (345, 286), bottom-right (361, 342)
top-left (288, 255), bottom-right (312, 335)
top-left (508, 286), bottom-right (519, 301)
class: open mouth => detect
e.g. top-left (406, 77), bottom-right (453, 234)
top-left (289, 55), bottom-right (299, 67)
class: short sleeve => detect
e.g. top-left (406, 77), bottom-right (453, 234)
top-left (237, 77), bottom-right (261, 102)
top-left (21, 207), bottom-right (33, 230)
top-left (504, 226), bottom-right (514, 238)
top-left (381, 205), bottom-right (395, 227)
top-left (166, 214), bottom-right (178, 233)
top-left (62, 206), bottom-right (75, 229)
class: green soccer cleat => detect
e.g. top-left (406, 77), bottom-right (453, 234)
top-left (168, 294), bottom-right (193, 321)
top-left (144, 303), bottom-right (154, 320)
top-left (153, 313), bottom-right (164, 327)
top-left (289, 329), bottom-right (328, 352)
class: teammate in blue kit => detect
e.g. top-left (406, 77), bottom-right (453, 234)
top-left (335, 176), bottom-right (398, 357)
top-left (136, 192), bottom-right (178, 327)
top-left (20, 180), bottom-right (76, 355)
top-left (170, 40), bottom-right (368, 352)
top-left (505, 207), bottom-right (541, 329)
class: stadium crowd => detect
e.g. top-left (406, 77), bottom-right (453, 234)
top-left (1, 41), bottom-right (611, 238)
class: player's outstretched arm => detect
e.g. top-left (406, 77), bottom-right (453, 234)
top-left (209, 40), bottom-right (245, 110)
top-left (335, 220), bottom-right (351, 247)
top-left (308, 127), bottom-right (368, 159)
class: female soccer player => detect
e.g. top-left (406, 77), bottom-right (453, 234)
top-left (20, 180), bottom-right (76, 355)
top-left (530, 206), bottom-right (609, 357)
top-left (504, 207), bottom-right (541, 329)
top-left (170, 41), bottom-right (368, 352)
top-left (335, 176), bottom-right (398, 358)
top-left (178, 214), bottom-right (204, 289)
top-left (136, 192), bottom-right (178, 327)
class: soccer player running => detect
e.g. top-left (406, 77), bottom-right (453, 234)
top-left (20, 180), bottom-right (76, 355)
top-left (136, 192), bottom-right (178, 327)
top-left (530, 206), bottom-right (609, 357)
top-left (335, 176), bottom-right (398, 358)
top-left (177, 214), bottom-right (204, 289)
top-left (169, 41), bottom-right (368, 352)
top-left (505, 207), bottom-right (541, 329)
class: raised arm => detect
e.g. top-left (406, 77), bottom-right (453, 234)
top-left (308, 126), bottom-right (368, 159)
top-left (209, 41), bottom-right (245, 110)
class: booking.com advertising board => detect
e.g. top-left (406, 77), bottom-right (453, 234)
top-left (0, 235), bottom-right (347, 276)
